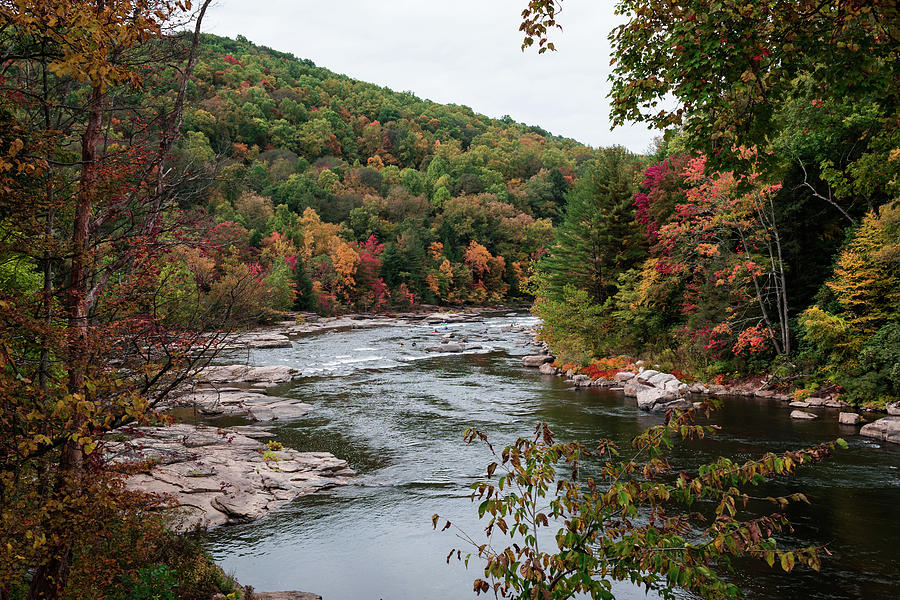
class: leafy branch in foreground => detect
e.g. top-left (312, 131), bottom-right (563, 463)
top-left (434, 412), bottom-right (846, 599)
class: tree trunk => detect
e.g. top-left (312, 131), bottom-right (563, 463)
top-left (28, 83), bottom-right (103, 600)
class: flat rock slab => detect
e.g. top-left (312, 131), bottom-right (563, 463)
top-left (106, 423), bottom-right (353, 530)
top-left (860, 416), bottom-right (900, 444)
top-left (220, 331), bottom-right (293, 350)
top-left (425, 342), bottom-right (466, 353)
top-left (791, 410), bottom-right (818, 420)
top-left (285, 316), bottom-right (403, 335)
top-left (174, 389), bottom-right (312, 422)
top-left (197, 364), bottom-right (298, 385)
top-left (422, 312), bottom-right (486, 324)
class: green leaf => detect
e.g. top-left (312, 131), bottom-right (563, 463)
top-left (780, 551), bottom-right (795, 572)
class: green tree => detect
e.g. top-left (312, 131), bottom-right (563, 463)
top-left (521, 1), bottom-right (898, 153)
top-left (539, 150), bottom-right (644, 304)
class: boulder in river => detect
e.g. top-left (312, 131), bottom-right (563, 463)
top-left (572, 374), bottom-right (592, 387)
top-left (790, 410), bottom-right (818, 420)
top-left (652, 396), bottom-right (693, 413)
top-left (425, 342), bottom-right (465, 353)
top-left (886, 401), bottom-right (900, 416)
top-left (613, 371), bottom-right (635, 384)
top-left (646, 372), bottom-right (676, 387)
top-left (538, 362), bottom-right (558, 375)
top-left (623, 378), bottom-right (650, 398)
top-left (635, 369), bottom-right (660, 382)
top-left (663, 379), bottom-right (689, 393)
top-left (636, 387), bottom-right (691, 412)
top-left (860, 416), bottom-right (900, 444)
top-left (636, 387), bottom-right (675, 410)
top-left (804, 396), bottom-right (849, 408)
top-left (839, 412), bottom-right (862, 426)
top-left (522, 355), bottom-right (554, 367)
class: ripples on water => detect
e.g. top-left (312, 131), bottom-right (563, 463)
top-left (206, 314), bottom-right (900, 600)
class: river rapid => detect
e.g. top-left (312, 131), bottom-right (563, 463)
top-left (204, 313), bottom-right (900, 600)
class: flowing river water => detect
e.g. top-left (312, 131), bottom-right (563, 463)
top-left (204, 313), bottom-right (900, 600)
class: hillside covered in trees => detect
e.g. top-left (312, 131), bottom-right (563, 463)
top-left (168, 34), bottom-right (608, 314)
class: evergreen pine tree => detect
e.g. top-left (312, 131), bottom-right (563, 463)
top-left (540, 149), bottom-right (645, 304)
top-left (293, 258), bottom-right (316, 311)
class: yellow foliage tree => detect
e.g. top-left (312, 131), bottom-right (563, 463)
top-left (801, 205), bottom-right (900, 380)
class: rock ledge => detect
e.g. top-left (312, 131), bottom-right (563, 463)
top-left (107, 423), bottom-right (353, 530)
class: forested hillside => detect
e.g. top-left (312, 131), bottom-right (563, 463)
top-left (170, 34), bottom-right (605, 314)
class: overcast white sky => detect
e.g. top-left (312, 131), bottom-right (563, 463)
top-left (204, 1), bottom-right (656, 153)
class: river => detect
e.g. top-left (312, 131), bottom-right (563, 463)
top-left (204, 313), bottom-right (900, 600)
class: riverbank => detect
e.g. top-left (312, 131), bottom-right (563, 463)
top-left (521, 347), bottom-right (900, 444)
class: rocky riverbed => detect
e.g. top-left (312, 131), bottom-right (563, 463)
top-left (214, 308), bottom-right (511, 351)
top-left (116, 308), bottom-right (529, 532)
top-left (106, 423), bottom-right (353, 530)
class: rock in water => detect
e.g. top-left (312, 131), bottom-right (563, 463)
top-left (860, 416), bottom-right (900, 444)
top-left (652, 397), bottom-right (692, 413)
top-left (790, 410), bottom-right (818, 420)
top-left (646, 372), bottom-right (676, 387)
top-left (623, 379), bottom-right (650, 398)
top-left (425, 342), bottom-right (465, 353)
top-left (538, 362), bottom-right (557, 375)
top-left (197, 365), bottom-right (298, 385)
top-left (839, 412), bottom-right (862, 425)
top-left (572, 374), bottom-right (592, 387)
top-left (522, 355), bottom-right (554, 367)
top-left (613, 371), bottom-right (635, 383)
top-left (636, 387), bottom-right (676, 410)
top-left (635, 369), bottom-right (660, 382)
top-left (635, 387), bottom-right (691, 412)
